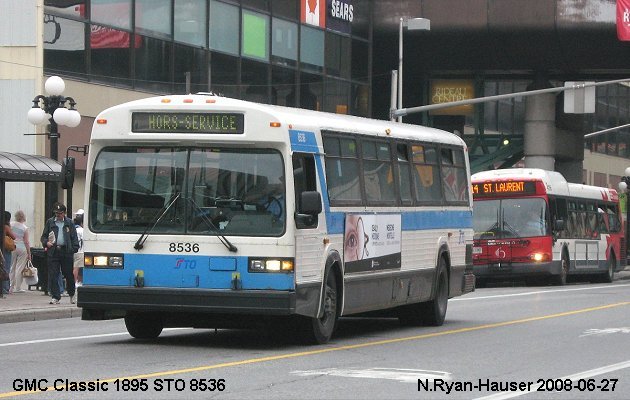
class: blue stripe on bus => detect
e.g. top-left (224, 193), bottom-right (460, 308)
top-left (84, 254), bottom-right (294, 290)
top-left (325, 210), bottom-right (472, 235)
top-left (289, 130), bottom-right (319, 153)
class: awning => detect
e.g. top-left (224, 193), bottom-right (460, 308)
top-left (0, 152), bottom-right (62, 182)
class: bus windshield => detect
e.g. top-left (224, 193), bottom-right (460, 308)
top-left (89, 147), bottom-right (285, 236)
top-left (474, 198), bottom-right (548, 239)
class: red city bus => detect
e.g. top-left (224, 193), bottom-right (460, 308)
top-left (472, 168), bottom-right (626, 286)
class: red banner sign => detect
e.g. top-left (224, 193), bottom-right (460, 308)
top-left (617, 0), bottom-right (630, 41)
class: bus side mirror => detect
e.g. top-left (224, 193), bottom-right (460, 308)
top-left (554, 219), bottom-right (565, 231)
top-left (299, 191), bottom-right (322, 215)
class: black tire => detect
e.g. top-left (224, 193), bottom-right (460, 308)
top-left (399, 257), bottom-right (448, 327)
top-left (304, 270), bottom-right (338, 344)
top-left (124, 312), bottom-right (163, 339)
top-left (553, 253), bottom-right (569, 286)
top-left (598, 254), bottom-right (615, 283)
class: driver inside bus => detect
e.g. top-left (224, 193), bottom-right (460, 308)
top-left (520, 208), bottom-right (546, 237)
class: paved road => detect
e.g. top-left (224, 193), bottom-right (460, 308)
top-left (0, 280), bottom-right (629, 399)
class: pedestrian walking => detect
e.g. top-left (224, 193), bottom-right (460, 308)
top-left (2, 211), bottom-right (16, 295)
top-left (40, 203), bottom-right (79, 304)
top-left (9, 210), bottom-right (31, 293)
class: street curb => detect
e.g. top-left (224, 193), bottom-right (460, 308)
top-left (0, 307), bottom-right (80, 324)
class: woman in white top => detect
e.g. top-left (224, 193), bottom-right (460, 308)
top-left (9, 210), bottom-right (31, 293)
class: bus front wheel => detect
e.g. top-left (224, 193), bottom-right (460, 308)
top-left (304, 270), bottom-right (338, 344)
top-left (124, 312), bottom-right (163, 339)
top-left (553, 253), bottom-right (569, 286)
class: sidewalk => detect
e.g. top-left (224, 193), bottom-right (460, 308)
top-left (0, 288), bottom-right (80, 324)
top-left (1, 268), bottom-right (630, 325)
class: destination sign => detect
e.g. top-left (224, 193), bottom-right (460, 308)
top-left (472, 181), bottom-right (537, 197)
top-left (132, 112), bottom-right (244, 134)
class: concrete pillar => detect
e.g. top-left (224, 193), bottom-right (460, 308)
top-left (524, 81), bottom-right (556, 171)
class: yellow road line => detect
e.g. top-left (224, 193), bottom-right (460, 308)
top-left (2, 301), bottom-right (628, 398)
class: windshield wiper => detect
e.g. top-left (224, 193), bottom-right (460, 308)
top-left (134, 191), bottom-right (181, 250)
top-left (186, 197), bottom-right (237, 253)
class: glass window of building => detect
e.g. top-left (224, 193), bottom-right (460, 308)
top-left (174, 44), bottom-right (207, 94)
top-left (325, 33), bottom-right (350, 78)
top-left (297, 72), bottom-right (323, 110)
top-left (91, 0), bottom-right (131, 30)
top-left (324, 77), bottom-right (349, 114)
top-left (272, 66), bottom-right (296, 106)
top-left (351, 1), bottom-right (370, 39)
top-left (351, 38), bottom-right (368, 82)
top-left (271, 0), bottom-right (298, 20)
top-left (135, 35), bottom-right (172, 93)
top-left (300, 25), bottom-right (324, 73)
top-left (242, 0), bottom-right (269, 11)
top-left (44, 16), bottom-right (86, 78)
top-left (242, 59), bottom-right (270, 103)
top-left (210, 52), bottom-right (239, 98)
top-left (209, 0), bottom-right (239, 55)
top-left (175, 0), bottom-right (207, 47)
top-left (271, 18), bottom-right (297, 67)
top-left (242, 10), bottom-right (270, 61)
top-left (135, 0), bottom-right (171, 38)
top-left (45, 0), bottom-right (87, 19)
top-left (351, 83), bottom-right (369, 117)
top-left (90, 24), bottom-right (131, 86)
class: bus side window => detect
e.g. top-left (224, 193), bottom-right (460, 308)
top-left (293, 153), bottom-right (318, 229)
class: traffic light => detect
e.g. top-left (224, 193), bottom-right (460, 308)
top-left (61, 156), bottom-right (75, 189)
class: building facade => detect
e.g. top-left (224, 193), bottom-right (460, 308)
top-left (3, 0), bottom-right (630, 236)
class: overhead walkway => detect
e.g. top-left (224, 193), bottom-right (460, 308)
top-left (465, 135), bottom-right (524, 174)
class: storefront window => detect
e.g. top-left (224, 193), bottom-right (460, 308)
top-left (45, 0), bottom-right (87, 19)
top-left (175, 0), bottom-right (207, 47)
top-left (271, 0), bottom-right (297, 20)
top-left (272, 18), bottom-right (297, 67)
top-left (44, 16), bottom-right (86, 79)
top-left (90, 24), bottom-right (131, 86)
top-left (272, 66), bottom-right (296, 106)
top-left (296, 72), bottom-right (323, 110)
top-left (300, 26), bottom-right (324, 73)
top-left (351, 38), bottom-right (368, 82)
top-left (242, 10), bottom-right (269, 61)
top-left (135, 0), bottom-right (171, 38)
top-left (91, 0), bottom-right (131, 30)
top-left (174, 44), bottom-right (207, 94)
top-left (325, 33), bottom-right (350, 78)
top-left (210, 52), bottom-right (239, 98)
top-left (209, 0), bottom-right (239, 55)
top-left (135, 35), bottom-right (172, 93)
top-left (242, 59), bottom-right (270, 103)
top-left (324, 78), bottom-right (349, 114)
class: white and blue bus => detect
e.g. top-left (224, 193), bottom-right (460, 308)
top-left (78, 94), bottom-right (475, 344)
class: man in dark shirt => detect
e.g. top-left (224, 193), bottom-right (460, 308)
top-left (40, 203), bottom-right (79, 304)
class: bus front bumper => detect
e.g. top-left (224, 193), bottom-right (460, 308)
top-left (473, 261), bottom-right (560, 279)
top-left (78, 286), bottom-right (296, 320)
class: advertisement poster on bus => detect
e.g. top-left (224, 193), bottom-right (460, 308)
top-left (343, 214), bottom-right (401, 273)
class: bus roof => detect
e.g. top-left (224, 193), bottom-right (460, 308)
top-left (471, 168), bottom-right (618, 202)
top-left (93, 94), bottom-right (467, 148)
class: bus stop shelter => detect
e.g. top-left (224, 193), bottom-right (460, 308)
top-left (0, 152), bottom-right (62, 296)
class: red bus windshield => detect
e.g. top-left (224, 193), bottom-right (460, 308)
top-left (473, 198), bottom-right (548, 240)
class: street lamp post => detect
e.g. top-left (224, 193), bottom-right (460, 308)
top-left (27, 76), bottom-right (81, 216)
top-left (618, 166), bottom-right (630, 261)
top-left (397, 17), bottom-right (430, 123)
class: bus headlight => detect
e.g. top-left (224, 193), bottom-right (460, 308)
top-left (248, 258), bottom-right (294, 273)
top-left (84, 253), bottom-right (124, 269)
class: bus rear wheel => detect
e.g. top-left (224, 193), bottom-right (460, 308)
top-left (124, 312), bottom-right (163, 339)
top-left (399, 257), bottom-right (448, 326)
top-left (304, 270), bottom-right (338, 344)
